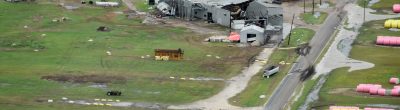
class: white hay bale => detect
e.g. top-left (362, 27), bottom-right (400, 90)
top-left (105, 104), bottom-right (112, 106)
top-left (34, 49), bottom-right (39, 52)
top-left (68, 100), bottom-right (74, 103)
top-left (189, 78), bottom-right (195, 80)
top-left (169, 76), bottom-right (175, 79)
top-left (41, 34), bottom-right (46, 37)
top-left (215, 56), bottom-right (221, 59)
top-left (88, 39), bottom-right (93, 42)
top-left (24, 25), bottom-right (28, 28)
top-left (47, 99), bottom-right (53, 103)
top-left (180, 78), bottom-right (186, 80)
top-left (101, 99), bottom-right (107, 101)
top-left (115, 100), bottom-right (120, 102)
top-left (94, 99), bottom-right (100, 101)
top-left (107, 99), bottom-right (113, 102)
top-left (93, 102), bottom-right (99, 105)
top-left (85, 103), bottom-right (91, 105)
top-left (98, 103), bottom-right (104, 106)
top-left (141, 56), bottom-right (145, 59)
top-left (61, 97), bottom-right (68, 100)
top-left (106, 51), bottom-right (112, 56)
top-left (206, 54), bottom-right (212, 57)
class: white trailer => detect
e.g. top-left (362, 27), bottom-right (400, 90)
top-left (263, 65), bottom-right (279, 78)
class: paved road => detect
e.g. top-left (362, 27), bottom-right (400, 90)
top-left (264, 1), bottom-right (349, 110)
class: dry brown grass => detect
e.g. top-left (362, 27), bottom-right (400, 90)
top-left (41, 74), bottom-right (126, 84)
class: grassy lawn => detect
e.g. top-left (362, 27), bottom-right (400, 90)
top-left (290, 77), bottom-right (319, 110)
top-left (281, 28), bottom-right (315, 48)
top-left (300, 12), bottom-right (328, 25)
top-left (228, 49), bottom-right (298, 107)
top-left (357, 0), bottom-right (399, 14)
top-left (0, 1), bottom-right (261, 109)
top-left (131, 0), bottom-right (150, 12)
top-left (314, 19), bottom-right (400, 108)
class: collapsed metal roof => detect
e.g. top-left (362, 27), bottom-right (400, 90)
top-left (189, 0), bottom-right (250, 7)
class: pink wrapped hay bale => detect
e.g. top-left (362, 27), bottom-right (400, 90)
top-left (369, 86), bottom-right (381, 95)
top-left (389, 77), bottom-right (399, 84)
top-left (393, 4), bottom-right (400, 13)
top-left (378, 88), bottom-right (387, 96)
top-left (376, 36), bottom-right (400, 46)
top-left (391, 89), bottom-right (400, 96)
top-left (365, 107), bottom-right (395, 110)
top-left (356, 84), bottom-right (374, 93)
top-left (394, 86), bottom-right (400, 89)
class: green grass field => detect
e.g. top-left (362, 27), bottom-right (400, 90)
top-left (357, 0), bottom-right (399, 14)
top-left (0, 1), bottom-right (261, 109)
top-left (300, 12), bottom-right (328, 25)
top-left (281, 28), bottom-right (315, 48)
top-left (314, 19), bottom-right (400, 108)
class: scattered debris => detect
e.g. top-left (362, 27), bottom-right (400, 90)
top-left (97, 26), bottom-right (111, 32)
top-left (52, 17), bottom-right (69, 22)
top-left (154, 48), bottom-right (184, 61)
top-left (95, 2), bottom-right (120, 7)
top-left (106, 91), bottom-right (122, 96)
top-left (60, 3), bottom-right (80, 10)
top-left (313, 12), bottom-right (321, 18)
top-left (68, 100), bottom-right (75, 104)
top-left (259, 95), bottom-right (266, 99)
top-left (142, 15), bottom-right (165, 25)
top-left (388, 28), bottom-right (400, 32)
top-left (207, 36), bottom-right (230, 42)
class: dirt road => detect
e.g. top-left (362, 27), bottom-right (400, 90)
top-left (168, 48), bottom-right (274, 110)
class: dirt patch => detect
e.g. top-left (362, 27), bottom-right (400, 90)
top-left (328, 88), bottom-right (351, 94)
top-left (41, 74), bottom-right (126, 84)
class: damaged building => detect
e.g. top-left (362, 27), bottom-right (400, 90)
top-left (153, 0), bottom-right (283, 45)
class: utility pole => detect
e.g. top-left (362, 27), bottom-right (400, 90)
top-left (304, 0), bottom-right (306, 13)
top-left (363, 0), bottom-right (366, 22)
top-left (288, 14), bottom-right (295, 46)
top-left (312, 0), bottom-right (315, 14)
top-left (320, 0), bottom-right (322, 6)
